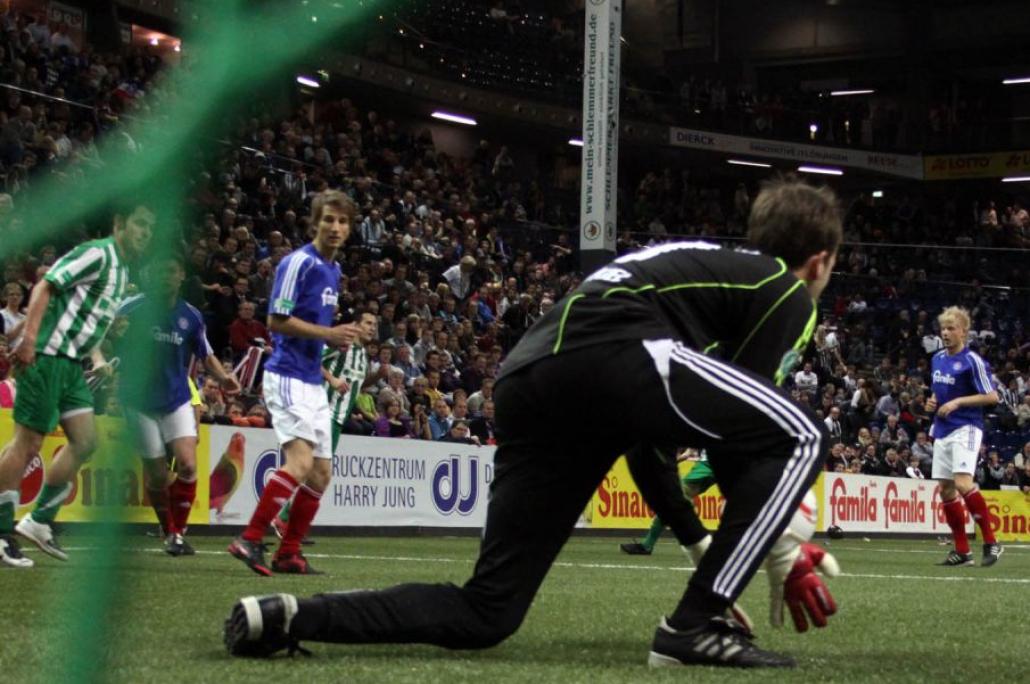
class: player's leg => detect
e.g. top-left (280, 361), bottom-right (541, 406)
top-left (630, 340), bottom-right (827, 667)
top-left (2, 357), bottom-right (62, 566)
top-left (932, 434), bottom-right (974, 565)
top-left (274, 381), bottom-right (335, 572)
top-left (226, 348), bottom-right (624, 654)
top-left (274, 419), bottom-right (338, 539)
top-left (18, 399), bottom-right (97, 562)
top-left (128, 407), bottom-right (175, 538)
top-left (162, 402), bottom-right (201, 556)
top-left (948, 427), bottom-right (1002, 565)
top-left (0, 426), bottom-right (45, 568)
top-left (623, 444), bottom-right (708, 555)
top-left (229, 372), bottom-right (318, 575)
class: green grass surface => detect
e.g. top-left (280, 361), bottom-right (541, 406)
top-left (2, 533), bottom-right (1026, 683)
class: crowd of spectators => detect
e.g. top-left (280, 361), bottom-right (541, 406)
top-left (0, 5), bottom-right (1026, 476)
top-left (0, 9), bottom-right (162, 197)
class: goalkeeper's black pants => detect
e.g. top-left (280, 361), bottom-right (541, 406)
top-left (292, 339), bottom-right (828, 649)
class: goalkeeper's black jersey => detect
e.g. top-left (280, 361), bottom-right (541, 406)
top-left (500, 241), bottom-right (817, 385)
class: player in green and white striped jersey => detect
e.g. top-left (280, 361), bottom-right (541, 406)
top-left (322, 310), bottom-right (378, 450)
top-left (0, 204), bottom-right (154, 568)
top-left (274, 309), bottom-right (378, 535)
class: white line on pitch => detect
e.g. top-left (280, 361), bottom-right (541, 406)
top-left (30, 547), bottom-right (1030, 585)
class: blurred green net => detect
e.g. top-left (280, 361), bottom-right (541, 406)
top-left (0, 2), bottom-right (376, 681)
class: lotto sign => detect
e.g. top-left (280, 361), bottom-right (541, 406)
top-left (823, 473), bottom-right (973, 534)
top-left (208, 425), bottom-right (496, 528)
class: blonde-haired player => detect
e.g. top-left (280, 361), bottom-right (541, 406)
top-left (925, 306), bottom-right (1002, 566)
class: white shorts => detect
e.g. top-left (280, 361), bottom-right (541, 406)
top-left (263, 370), bottom-right (333, 459)
top-left (125, 401), bottom-right (197, 460)
top-left (931, 425), bottom-right (982, 479)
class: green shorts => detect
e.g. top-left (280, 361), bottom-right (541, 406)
top-left (681, 460), bottom-right (716, 492)
top-left (331, 421), bottom-right (342, 456)
top-left (13, 354), bottom-right (94, 434)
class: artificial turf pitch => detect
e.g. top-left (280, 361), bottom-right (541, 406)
top-left (2, 533), bottom-right (1025, 683)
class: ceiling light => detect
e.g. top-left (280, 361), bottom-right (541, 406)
top-left (727, 159), bottom-right (771, 168)
top-left (431, 111), bottom-right (477, 126)
top-left (798, 165), bottom-right (843, 176)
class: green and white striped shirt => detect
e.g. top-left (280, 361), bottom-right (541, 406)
top-left (37, 237), bottom-right (128, 360)
top-left (323, 343), bottom-right (368, 425)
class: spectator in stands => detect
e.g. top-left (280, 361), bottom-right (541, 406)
top-left (374, 400), bottom-right (412, 438)
top-left (824, 405), bottom-right (844, 445)
top-left (793, 361), bottom-right (818, 401)
top-left (1015, 443), bottom-right (1028, 470)
top-left (467, 377), bottom-right (494, 416)
top-left (859, 443), bottom-right (881, 474)
top-left (442, 256), bottom-right (476, 300)
top-left (983, 451), bottom-right (1005, 490)
top-left (1020, 462), bottom-right (1030, 493)
top-left (875, 389), bottom-right (900, 422)
top-left (391, 343), bottom-right (421, 387)
top-left (905, 454), bottom-right (924, 479)
top-left (469, 399), bottom-right (496, 445)
top-left (351, 389), bottom-right (379, 436)
top-left (200, 376), bottom-right (227, 422)
top-left (1, 281), bottom-right (25, 348)
top-left (878, 448), bottom-right (907, 478)
top-left (1000, 462), bottom-right (1021, 488)
top-left (910, 431), bottom-right (932, 475)
top-left (428, 397), bottom-right (452, 440)
top-left (408, 376), bottom-right (432, 415)
top-left (228, 301), bottom-right (270, 361)
top-left (879, 414), bottom-right (909, 451)
top-left (440, 419), bottom-right (479, 446)
top-left (826, 443), bottom-right (848, 471)
top-left (377, 368), bottom-right (411, 417)
top-left (410, 402), bottom-right (432, 440)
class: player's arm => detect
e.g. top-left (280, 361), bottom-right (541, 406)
top-left (203, 354), bottom-right (241, 395)
top-left (87, 346), bottom-right (115, 380)
top-left (937, 356), bottom-right (999, 417)
top-left (192, 315), bottom-right (240, 395)
top-left (13, 279), bottom-right (55, 365)
top-left (322, 366), bottom-right (349, 393)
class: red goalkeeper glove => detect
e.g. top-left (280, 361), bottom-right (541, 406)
top-left (783, 543), bottom-right (839, 632)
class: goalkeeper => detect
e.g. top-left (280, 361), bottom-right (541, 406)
top-left (224, 177), bottom-right (841, 668)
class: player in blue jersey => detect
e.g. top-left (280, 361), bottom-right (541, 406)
top-left (229, 190), bottom-right (358, 575)
top-left (926, 306), bottom-right (1002, 567)
top-left (118, 254), bottom-right (240, 556)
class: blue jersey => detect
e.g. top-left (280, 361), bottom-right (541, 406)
top-left (265, 243), bottom-right (341, 384)
top-left (930, 346), bottom-right (994, 438)
top-left (117, 295), bottom-right (213, 414)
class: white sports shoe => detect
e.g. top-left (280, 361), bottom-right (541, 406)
top-left (0, 534), bottom-right (34, 568)
top-left (16, 517), bottom-right (68, 561)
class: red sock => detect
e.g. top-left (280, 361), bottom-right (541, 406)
top-left (961, 487), bottom-right (996, 544)
top-left (942, 496), bottom-right (970, 554)
top-left (147, 486), bottom-right (171, 536)
top-left (278, 484), bottom-right (322, 556)
top-left (243, 470), bottom-right (298, 543)
top-left (168, 477), bottom-right (197, 534)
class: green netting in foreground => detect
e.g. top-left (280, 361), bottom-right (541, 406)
top-left (0, 2), bottom-right (377, 681)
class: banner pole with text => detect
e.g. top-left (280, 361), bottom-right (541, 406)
top-left (579, 0), bottom-right (622, 274)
